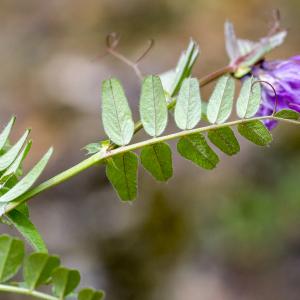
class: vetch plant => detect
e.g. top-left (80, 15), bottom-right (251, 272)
top-left (0, 11), bottom-right (300, 299)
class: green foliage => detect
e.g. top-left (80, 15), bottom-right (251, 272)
top-left (95, 67), bottom-right (300, 200)
top-left (78, 288), bottom-right (105, 300)
top-left (52, 267), bottom-right (81, 299)
top-left (160, 39), bottom-right (199, 97)
top-left (0, 148), bottom-right (53, 203)
top-left (102, 78), bottom-right (134, 146)
top-left (1, 22), bottom-right (299, 300)
top-left (236, 76), bottom-right (261, 118)
top-left (177, 134), bottom-right (219, 170)
top-left (0, 117), bottom-right (53, 253)
top-left (0, 235), bottom-right (24, 282)
top-left (83, 140), bottom-right (110, 155)
top-left (174, 78), bottom-right (201, 130)
top-left (0, 234), bottom-right (105, 300)
top-left (275, 109), bottom-right (300, 120)
top-left (106, 152), bottom-right (138, 201)
top-left (207, 75), bottom-right (235, 124)
top-left (140, 75), bottom-right (168, 137)
top-left (238, 120), bottom-right (272, 146)
top-left (208, 127), bottom-right (240, 156)
top-left (0, 141), bottom-right (32, 184)
top-left (0, 130), bottom-right (30, 172)
top-left (0, 116), bottom-right (15, 151)
top-left (24, 253), bottom-right (60, 289)
top-left (7, 209), bottom-right (48, 253)
top-left (140, 142), bottom-right (173, 181)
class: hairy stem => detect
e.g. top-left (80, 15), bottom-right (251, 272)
top-left (3, 115), bottom-right (299, 214)
top-left (0, 284), bottom-right (58, 300)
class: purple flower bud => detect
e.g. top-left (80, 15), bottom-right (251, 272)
top-left (252, 56), bottom-right (300, 129)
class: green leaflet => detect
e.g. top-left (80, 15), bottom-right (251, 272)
top-left (224, 21), bottom-right (240, 62)
top-left (52, 267), bottom-right (81, 299)
top-left (102, 78), bottom-right (134, 146)
top-left (7, 209), bottom-right (48, 253)
top-left (15, 203), bottom-right (30, 217)
top-left (106, 152), bottom-right (138, 201)
top-left (207, 75), bottom-right (235, 124)
top-left (0, 130), bottom-right (30, 172)
top-left (0, 235), bottom-right (25, 282)
top-left (83, 140), bottom-right (110, 155)
top-left (238, 120), bottom-right (272, 146)
top-left (236, 76), bottom-right (261, 118)
top-left (0, 141), bottom-right (32, 184)
top-left (78, 288), bottom-right (105, 300)
top-left (174, 78), bottom-right (201, 130)
top-left (0, 148), bottom-right (53, 203)
top-left (177, 133), bottom-right (219, 170)
top-left (160, 39), bottom-right (199, 97)
top-left (140, 142), bottom-right (173, 182)
top-left (208, 127), bottom-right (240, 156)
top-left (275, 109), bottom-right (300, 120)
top-left (23, 253), bottom-right (60, 290)
top-left (140, 75), bottom-right (168, 137)
top-left (0, 116), bottom-right (15, 151)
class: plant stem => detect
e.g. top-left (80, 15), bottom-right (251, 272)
top-left (3, 115), bottom-right (299, 214)
top-left (199, 65), bottom-right (234, 86)
top-left (0, 284), bottom-right (58, 300)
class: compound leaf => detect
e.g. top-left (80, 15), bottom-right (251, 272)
top-left (177, 133), bottom-right (219, 170)
top-left (102, 78), bottom-right (134, 146)
top-left (140, 75), bottom-right (168, 137)
top-left (106, 152), bottom-right (138, 201)
top-left (174, 78), bottom-right (201, 130)
top-left (140, 142), bottom-right (172, 182)
top-left (238, 120), bottom-right (272, 146)
top-left (208, 127), bottom-right (240, 156)
top-left (207, 75), bottom-right (235, 124)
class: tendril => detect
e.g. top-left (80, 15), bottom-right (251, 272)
top-left (135, 39), bottom-right (154, 63)
top-left (251, 80), bottom-right (278, 115)
top-left (99, 33), bottom-right (155, 81)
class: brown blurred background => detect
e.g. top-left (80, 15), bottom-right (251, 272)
top-left (1, 0), bottom-right (300, 299)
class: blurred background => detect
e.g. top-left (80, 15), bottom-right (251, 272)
top-left (1, 0), bottom-right (300, 299)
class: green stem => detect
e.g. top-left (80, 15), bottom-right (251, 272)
top-left (4, 115), bottom-right (299, 214)
top-left (0, 284), bottom-right (58, 300)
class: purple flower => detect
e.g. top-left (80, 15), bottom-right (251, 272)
top-left (251, 56), bottom-right (300, 129)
